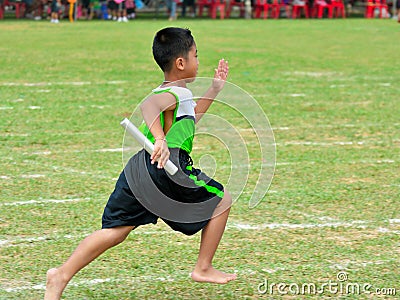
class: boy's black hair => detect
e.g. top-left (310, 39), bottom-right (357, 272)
top-left (152, 27), bottom-right (195, 72)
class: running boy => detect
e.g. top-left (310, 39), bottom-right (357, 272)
top-left (45, 27), bottom-right (236, 300)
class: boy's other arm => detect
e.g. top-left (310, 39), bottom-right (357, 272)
top-left (140, 93), bottom-right (176, 168)
top-left (195, 59), bottom-right (229, 123)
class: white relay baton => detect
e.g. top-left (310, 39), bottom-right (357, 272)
top-left (120, 118), bottom-right (178, 176)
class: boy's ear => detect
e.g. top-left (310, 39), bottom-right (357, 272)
top-left (175, 57), bottom-right (185, 71)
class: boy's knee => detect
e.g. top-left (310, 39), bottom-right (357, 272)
top-left (220, 189), bottom-right (233, 207)
top-left (103, 226), bottom-right (132, 245)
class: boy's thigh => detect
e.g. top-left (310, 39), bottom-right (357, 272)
top-left (162, 218), bottom-right (210, 236)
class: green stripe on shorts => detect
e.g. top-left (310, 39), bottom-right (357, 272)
top-left (187, 166), bottom-right (224, 198)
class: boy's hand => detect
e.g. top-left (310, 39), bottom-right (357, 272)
top-left (212, 59), bottom-right (229, 93)
top-left (151, 138), bottom-right (170, 169)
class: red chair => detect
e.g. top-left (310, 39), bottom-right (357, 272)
top-left (331, 0), bottom-right (345, 17)
top-left (254, 0), bottom-right (269, 18)
top-left (312, 0), bottom-right (333, 18)
top-left (198, 0), bottom-right (226, 18)
top-left (197, 0), bottom-right (212, 17)
top-left (292, 0), bottom-right (309, 18)
top-left (0, 2), bottom-right (4, 19)
top-left (365, 0), bottom-right (377, 18)
top-left (268, 0), bottom-right (291, 18)
top-left (226, 0), bottom-right (245, 18)
top-left (3, 0), bottom-right (26, 18)
top-left (374, 0), bottom-right (388, 17)
top-left (210, 0), bottom-right (226, 18)
top-left (365, 0), bottom-right (387, 18)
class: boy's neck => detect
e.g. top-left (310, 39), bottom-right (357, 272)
top-left (162, 77), bottom-right (188, 88)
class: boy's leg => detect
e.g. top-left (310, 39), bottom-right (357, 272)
top-left (45, 225), bottom-right (134, 300)
top-left (191, 190), bottom-right (237, 284)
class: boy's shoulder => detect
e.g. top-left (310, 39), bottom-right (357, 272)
top-left (152, 85), bottom-right (193, 101)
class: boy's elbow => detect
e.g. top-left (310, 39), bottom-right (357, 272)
top-left (140, 101), bottom-right (150, 114)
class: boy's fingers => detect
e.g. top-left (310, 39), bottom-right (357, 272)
top-left (159, 149), bottom-right (170, 169)
top-left (151, 148), bottom-right (161, 164)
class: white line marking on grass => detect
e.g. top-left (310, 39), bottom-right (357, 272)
top-left (28, 106), bottom-right (42, 110)
top-left (0, 133), bottom-right (29, 137)
top-left (0, 106), bottom-right (14, 110)
top-left (271, 127), bottom-right (290, 131)
top-left (0, 230), bottom-right (172, 249)
top-left (277, 140), bottom-right (384, 147)
top-left (284, 71), bottom-right (343, 77)
top-left (1, 197), bottom-right (90, 206)
top-left (330, 260), bottom-right (387, 270)
top-left (330, 84), bottom-right (347, 88)
top-left (376, 159), bottom-right (395, 163)
top-left (1, 275), bottom-right (176, 293)
top-left (290, 93), bottom-right (306, 97)
top-left (31, 150), bottom-right (52, 155)
top-left (229, 220), bottom-right (367, 231)
top-left (0, 236), bottom-right (50, 247)
top-left (0, 234), bottom-right (85, 248)
top-left (0, 80), bottom-right (128, 87)
top-left (95, 148), bottom-right (124, 153)
top-left (262, 267), bottom-right (285, 274)
top-left (20, 174), bottom-right (45, 179)
top-left (377, 227), bottom-right (400, 234)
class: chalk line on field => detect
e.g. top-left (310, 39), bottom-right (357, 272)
top-left (0, 229), bottom-right (175, 249)
top-left (0, 133), bottom-right (29, 137)
top-left (377, 227), bottom-right (400, 234)
top-left (95, 148), bottom-right (124, 153)
top-left (329, 260), bottom-right (389, 270)
top-left (283, 71), bottom-right (343, 77)
top-left (228, 220), bottom-right (368, 231)
top-left (1, 274), bottom-right (177, 293)
top-left (0, 197), bottom-right (91, 207)
top-left (20, 174), bottom-right (45, 179)
top-left (0, 80), bottom-right (128, 87)
top-left (18, 139), bottom-right (395, 158)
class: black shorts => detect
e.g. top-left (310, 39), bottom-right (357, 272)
top-left (51, 0), bottom-right (60, 12)
top-left (82, 0), bottom-right (91, 9)
top-left (102, 149), bottom-right (224, 236)
top-left (107, 0), bottom-right (118, 10)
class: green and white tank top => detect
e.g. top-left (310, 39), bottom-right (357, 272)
top-left (139, 86), bottom-right (196, 154)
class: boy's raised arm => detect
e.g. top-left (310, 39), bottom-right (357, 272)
top-left (195, 59), bottom-right (229, 123)
top-left (140, 93), bottom-right (176, 168)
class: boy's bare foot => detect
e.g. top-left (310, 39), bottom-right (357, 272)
top-left (44, 268), bottom-right (67, 300)
top-left (191, 266), bottom-right (237, 284)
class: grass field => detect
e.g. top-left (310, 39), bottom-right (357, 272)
top-left (1, 19), bottom-right (399, 299)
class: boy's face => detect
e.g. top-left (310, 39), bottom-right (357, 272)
top-left (183, 44), bottom-right (199, 82)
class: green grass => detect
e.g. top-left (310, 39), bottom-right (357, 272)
top-left (1, 19), bottom-right (399, 299)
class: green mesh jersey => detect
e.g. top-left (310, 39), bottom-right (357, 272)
top-left (139, 86), bottom-right (196, 154)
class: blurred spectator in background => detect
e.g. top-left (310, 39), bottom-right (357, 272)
top-left (182, 0), bottom-right (195, 17)
top-left (115, 0), bottom-right (128, 21)
top-left (396, 0), bottom-right (400, 22)
top-left (81, 0), bottom-right (94, 19)
top-left (50, 0), bottom-right (61, 22)
top-left (107, 0), bottom-right (118, 20)
top-left (125, 0), bottom-right (135, 19)
top-left (165, 0), bottom-right (177, 20)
